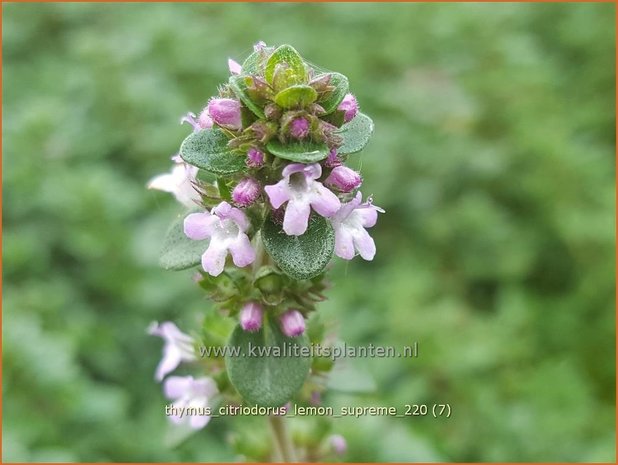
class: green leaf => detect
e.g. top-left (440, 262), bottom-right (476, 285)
top-left (274, 85), bottom-right (318, 109)
top-left (241, 50), bottom-right (263, 75)
top-left (266, 139), bottom-right (330, 163)
top-left (317, 73), bottom-right (349, 114)
top-left (262, 214), bottom-right (334, 280)
top-left (159, 211), bottom-right (207, 271)
top-left (336, 112), bottom-right (374, 154)
top-left (225, 317), bottom-right (311, 407)
top-left (180, 129), bottom-right (246, 175)
top-left (228, 75), bottom-right (265, 119)
top-left (265, 44), bottom-right (307, 87)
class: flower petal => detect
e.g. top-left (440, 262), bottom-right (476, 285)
top-left (201, 240), bottom-right (228, 276)
top-left (283, 199), bottom-right (311, 236)
top-left (155, 344), bottom-right (183, 381)
top-left (148, 173), bottom-right (176, 193)
top-left (353, 227), bottom-right (376, 260)
top-left (310, 184), bottom-right (341, 218)
top-left (164, 376), bottom-right (194, 400)
top-left (357, 207), bottom-right (379, 228)
top-left (229, 234), bottom-right (256, 268)
top-left (334, 226), bottom-right (355, 260)
top-left (264, 180), bottom-right (291, 209)
top-left (184, 212), bottom-right (217, 240)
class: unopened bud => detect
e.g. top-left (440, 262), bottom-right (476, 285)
top-left (232, 178), bottom-right (261, 207)
top-left (279, 309), bottom-right (305, 337)
top-left (240, 302), bottom-right (264, 332)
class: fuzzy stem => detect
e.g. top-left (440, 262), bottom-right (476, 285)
top-left (269, 414), bottom-right (297, 462)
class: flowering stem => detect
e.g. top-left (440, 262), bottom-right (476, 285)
top-left (269, 415), bottom-right (296, 462)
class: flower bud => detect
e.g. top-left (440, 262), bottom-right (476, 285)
top-left (325, 166), bottom-right (362, 193)
top-left (232, 178), bottom-right (260, 207)
top-left (264, 103), bottom-right (282, 121)
top-left (290, 117), bottom-right (310, 140)
top-left (338, 93), bottom-right (358, 123)
top-left (240, 302), bottom-right (264, 332)
top-left (325, 149), bottom-right (342, 168)
top-left (279, 309), bottom-right (305, 337)
top-left (329, 435), bottom-right (347, 455)
top-left (208, 98), bottom-right (242, 130)
top-left (246, 147), bottom-right (265, 168)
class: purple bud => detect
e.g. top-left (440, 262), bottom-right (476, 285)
top-left (254, 41), bottom-right (267, 52)
top-left (279, 309), bottom-right (305, 337)
top-left (208, 98), bottom-right (242, 130)
top-left (240, 302), bottom-right (264, 332)
top-left (232, 178), bottom-right (261, 207)
top-left (338, 94), bottom-right (358, 123)
top-left (325, 149), bottom-right (342, 168)
top-left (290, 117), bottom-right (310, 140)
top-left (246, 147), bottom-right (265, 168)
top-left (325, 166), bottom-right (362, 193)
top-left (310, 391), bottom-right (321, 406)
top-left (329, 435), bottom-right (347, 455)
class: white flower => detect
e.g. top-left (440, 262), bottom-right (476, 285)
top-left (148, 321), bottom-right (197, 382)
top-left (147, 155), bottom-right (200, 207)
top-left (330, 192), bottom-right (383, 261)
top-left (164, 375), bottom-right (218, 430)
top-left (264, 163), bottom-right (341, 236)
top-left (184, 201), bottom-right (256, 276)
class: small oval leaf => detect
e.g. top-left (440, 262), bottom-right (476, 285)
top-left (229, 75), bottom-right (266, 119)
top-left (265, 44), bottom-right (307, 86)
top-left (336, 112), bottom-right (374, 154)
top-left (266, 140), bottom-right (330, 163)
top-left (159, 211), bottom-right (207, 271)
top-left (274, 85), bottom-right (318, 109)
top-left (180, 129), bottom-right (246, 175)
top-left (225, 317), bottom-right (312, 407)
top-left (317, 73), bottom-right (349, 114)
top-left (262, 214), bottom-right (334, 280)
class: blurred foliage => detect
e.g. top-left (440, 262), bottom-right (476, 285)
top-left (3, 2), bottom-right (615, 462)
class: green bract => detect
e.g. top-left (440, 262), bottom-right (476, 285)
top-left (262, 214), bottom-right (335, 280)
top-left (180, 129), bottom-right (246, 175)
top-left (159, 211), bottom-right (207, 271)
top-left (336, 112), bottom-right (374, 154)
top-left (225, 317), bottom-right (311, 407)
top-left (274, 85), bottom-right (318, 109)
top-left (266, 140), bottom-right (330, 163)
top-left (316, 72), bottom-right (349, 114)
top-left (265, 45), bottom-right (308, 90)
top-left (229, 75), bottom-right (266, 118)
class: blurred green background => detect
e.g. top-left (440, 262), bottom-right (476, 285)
top-left (3, 2), bottom-right (615, 462)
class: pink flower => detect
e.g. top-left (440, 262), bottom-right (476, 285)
top-left (148, 321), bottom-right (197, 382)
top-left (180, 110), bottom-right (213, 132)
top-left (207, 98), bottom-right (242, 130)
top-left (184, 202), bottom-right (256, 276)
top-left (330, 192), bottom-right (383, 261)
top-left (264, 163), bottom-right (341, 236)
top-left (228, 58), bottom-right (242, 75)
top-left (279, 309), bottom-right (305, 337)
top-left (232, 178), bottom-right (261, 207)
top-left (338, 93), bottom-right (358, 123)
top-left (147, 155), bottom-right (200, 207)
top-left (240, 302), bottom-right (264, 332)
top-left (325, 166), bottom-right (362, 193)
top-left (164, 376), bottom-right (218, 430)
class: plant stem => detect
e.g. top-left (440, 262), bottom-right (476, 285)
top-left (269, 414), bottom-right (297, 462)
